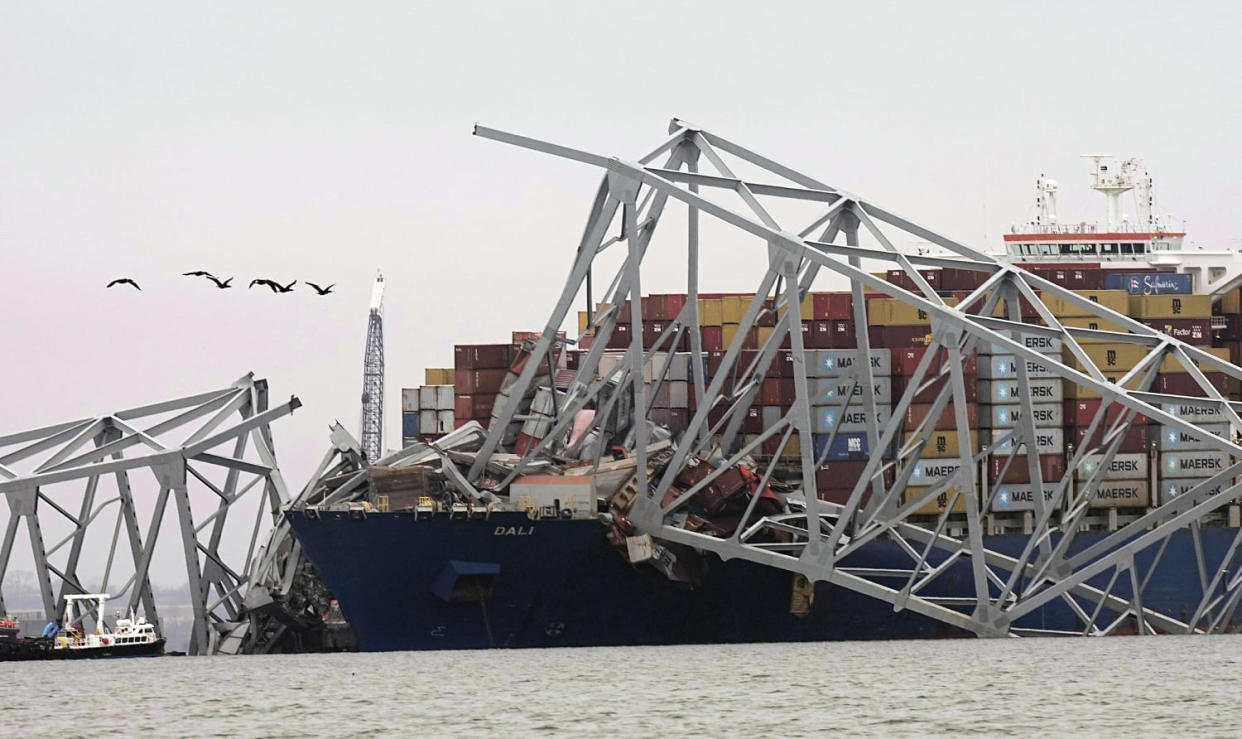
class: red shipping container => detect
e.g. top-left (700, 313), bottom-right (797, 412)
top-left (869, 326), bottom-right (933, 348)
top-left (614, 299), bottom-right (633, 324)
top-left (701, 326), bottom-right (724, 351)
top-left (1141, 318), bottom-right (1213, 345)
top-left (760, 378), bottom-right (795, 406)
top-left (987, 454), bottom-right (1066, 484)
top-left (741, 406), bottom-right (763, 433)
top-left (642, 320), bottom-right (672, 349)
top-left (771, 350), bottom-right (796, 378)
top-left (940, 268), bottom-right (991, 291)
top-left (815, 320), bottom-right (857, 349)
top-left (455, 369), bottom-right (509, 395)
top-left (706, 350), bottom-right (727, 376)
top-left (454, 344), bottom-right (513, 370)
top-left (904, 402), bottom-right (979, 430)
top-left (886, 268), bottom-right (943, 292)
top-left (606, 322), bottom-right (632, 349)
top-left (1063, 399), bottom-right (1151, 427)
top-left (892, 347), bottom-right (979, 377)
top-left (893, 374), bottom-right (979, 404)
top-left (1065, 424), bottom-right (1150, 454)
top-left (642, 294), bottom-right (687, 321)
top-left (455, 393), bottom-right (497, 419)
top-left (813, 292), bottom-right (853, 320)
top-left (1152, 372), bottom-right (1228, 396)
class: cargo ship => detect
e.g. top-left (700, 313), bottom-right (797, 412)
top-left (289, 153), bottom-right (1242, 650)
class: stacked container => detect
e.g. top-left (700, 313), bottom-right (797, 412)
top-left (454, 344), bottom-right (513, 430)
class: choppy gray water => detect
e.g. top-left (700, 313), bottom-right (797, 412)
top-left (5, 636), bottom-right (1242, 736)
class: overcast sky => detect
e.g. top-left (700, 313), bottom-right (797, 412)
top-left (3, 1), bottom-right (1240, 502)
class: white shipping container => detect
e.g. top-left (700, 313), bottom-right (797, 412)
top-left (808, 349), bottom-right (892, 378)
top-left (667, 381), bottom-right (689, 408)
top-left (1160, 477), bottom-right (1229, 504)
top-left (418, 385), bottom-right (437, 410)
top-left (436, 410), bottom-right (455, 434)
top-left (979, 335), bottom-right (1063, 355)
top-left (1156, 423), bottom-right (1231, 452)
top-left (811, 405), bottom-right (892, 434)
top-left (810, 377), bottom-right (893, 405)
top-left (1080, 480), bottom-right (1150, 508)
top-left (976, 354), bottom-right (1059, 380)
top-left (668, 353), bottom-right (691, 382)
top-left (988, 427), bottom-right (1065, 456)
top-left (510, 475), bottom-right (598, 513)
top-left (983, 403), bottom-right (1063, 428)
top-left (761, 405), bottom-right (782, 428)
top-left (1161, 402), bottom-right (1228, 424)
top-left (434, 385), bottom-right (454, 411)
top-left (419, 409), bottom-right (437, 435)
top-left (402, 388), bottom-right (420, 412)
top-left (991, 483), bottom-right (1060, 513)
top-left (1161, 451), bottom-right (1233, 479)
top-left (907, 458), bottom-right (964, 487)
top-left (978, 379), bottom-right (1064, 405)
top-left (1077, 453), bottom-right (1148, 481)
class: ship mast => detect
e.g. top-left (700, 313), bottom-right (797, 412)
top-left (360, 272), bottom-right (386, 463)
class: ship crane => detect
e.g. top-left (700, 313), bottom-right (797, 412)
top-left (360, 272), bottom-right (386, 463)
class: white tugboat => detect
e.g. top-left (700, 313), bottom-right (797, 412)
top-left (52, 594), bottom-right (165, 659)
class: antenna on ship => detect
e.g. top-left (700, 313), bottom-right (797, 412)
top-left (360, 271), bottom-right (386, 463)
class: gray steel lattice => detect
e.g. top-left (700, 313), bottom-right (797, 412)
top-left (0, 374), bottom-right (299, 654)
top-left (360, 310), bottom-right (385, 463)
top-left (466, 119), bottom-right (1242, 638)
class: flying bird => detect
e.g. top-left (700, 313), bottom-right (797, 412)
top-left (306, 282), bottom-right (335, 295)
top-left (207, 276), bottom-right (233, 289)
top-left (183, 270), bottom-right (215, 278)
top-left (107, 278), bottom-right (141, 290)
top-left (250, 279), bottom-right (296, 293)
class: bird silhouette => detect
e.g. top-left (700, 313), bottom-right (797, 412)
top-left (207, 276), bottom-right (233, 289)
top-left (249, 279), bottom-right (295, 293)
top-left (306, 282), bottom-right (335, 295)
top-left (183, 270), bottom-right (215, 278)
top-left (107, 278), bottom-right (141, 291)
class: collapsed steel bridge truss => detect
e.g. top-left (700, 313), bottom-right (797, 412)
top-left (470, 119), bottom-right (1242, 637)
top-left (0, 375), bottom-right (299, 654)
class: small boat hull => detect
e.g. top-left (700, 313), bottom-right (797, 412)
top-left (0, 638), bottom-right (165, 662)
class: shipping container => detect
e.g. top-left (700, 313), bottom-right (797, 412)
top-left (402, 388), bottom-right (420, 412)
top-left (976, 354), bottom-right (1060, 380)
top-left (1057, 316), bottom-right (1131, 342)
top-left (424, 368), bottom-right (455, 386)
top-left (988, 454), bottom-right (1066, 484)
top-left (1039, 290), bottom-right (1129, 317)
top-left (906, 458), bottom-right (963, 487)
top-left (1161, 401), bottom-right (1229, 423)
top-left (1077, 453), bottom-right (1149, 481)
top-left (1141, 318), bottom-right (1213, 345)
top-left (866, 297), bottom-right (959, 326)
top-left (698, 298), bottom-right (724, 327)
top-left (982, 403), bottom-right (1063, 428)
top-left (1161, 451), bottom-right (1233, 479)
top-left (454, 344), bottom-right (513, 370)
top-left (991, 482), bottom-right (1060, 513)
top-left (867, 326), bottom-right (933, 348)
top-left (904, 402), bottom-right (979, 430)
top-left (1158, 347), bottom-right (1230, 374)
top-left (978, 334), bottom-right (1063, 355)
top-left (455, 369), bottom-right (510, 395)
top-left (1150, 372), bottom-right (1228, 396)
top-left (418, 409), bottom-right (437, 436)
top-left (402, 411), bottom-right (419, 437)
top-left (940, 268), bottom-right (991, 291)
top-left (455, 394), bottom-right (496, 420)
top-left (1062, 343), bottom-right (1152, 373)
top-left (987, 427), bottom-right (1065, 455)
top-left (1066, 423), bottom-right (1151, 454)
top-left (811, 432), bottom-right (893, 462)
top-left (1155, 423), bottom-right (1231, 452)
top-left (1160, 477), bottom-right (1227, 503)
top-left (811, 405), bottom-right (892, 434)
top-left (885, 268), bottom-right (943, 292)
top-left (1064, 399), bottom-right (1151, 427)
top-left (902, 486), bottom-right (969, 515)
top-left (809, 377), bottom-right (893, 405)
top-left (1103, 272), bottom-right (1193, 295)
top-left (813, 319), bottom-right (857, 349)
top-left (890, 347), bottom-right (979, 377)
top-left (1128, 294), bottom-right (1212, 319)
top-left (892, 375), bottom-right (979, 404)
top-left (1081, 480), bottom-right (1150, 509)
top-left (812, 292), bottom-right (853, 320)
top-left (902, 430), bottom-right (980, 458)
top-left (807, 349), bottom-right (892, 378)
top-left (978, 379), bottom-right (1064, 405)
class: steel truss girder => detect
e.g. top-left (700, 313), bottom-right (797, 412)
top-left (0, 375), bottom-right (299, 654)
top-left (470, 120), bottom-right (1242, 638)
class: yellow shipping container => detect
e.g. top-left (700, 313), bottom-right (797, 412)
top-left (1159, 346), bottom-right (1230, 374)
top-left (698, 298), bottom-right (724, 327)
top-left (722, 324), bottom-right (740, 347)
top-left (775, 294), bottom-right (814, 321)
top-left (756, 326), bottom-right (775, 346)
top-left (1058, 316), bottom-right (1131, 342)
top-left (1129, 294), bottom-right (1211, 319)
top-left (577, 311), bottom-right (590, 335)
top-left (1061, 372), bottom-right (1130, 400)
top-left (425, 368), bottom-right (455, 386)
top-left (903, 486), bottom-right (968, 515)
top-left (902, 430), bottom-right (980, 458)
top-left (1039, 290), bottom-right (1129, 318)
top-left (1221, 288), bottom-right (1242, 315)
top-left (866, 297), bottom-right (959, 327)
top-left (721, 295), bottom-right (752, 324)
top-left (1063, 342), bottom-right (1152, 373)
top-left (780, 433), bottom-right (803, 461)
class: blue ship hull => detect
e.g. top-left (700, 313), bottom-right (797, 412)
top-left (287, 510), bottom-right (1242, 651)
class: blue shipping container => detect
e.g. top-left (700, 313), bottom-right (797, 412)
top-left (402, 411), bottom-right (420, 437)
top-left (812, 432), bottom-right (893, 462)
top-left (1102, 272), bottom-right (1192, 295)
